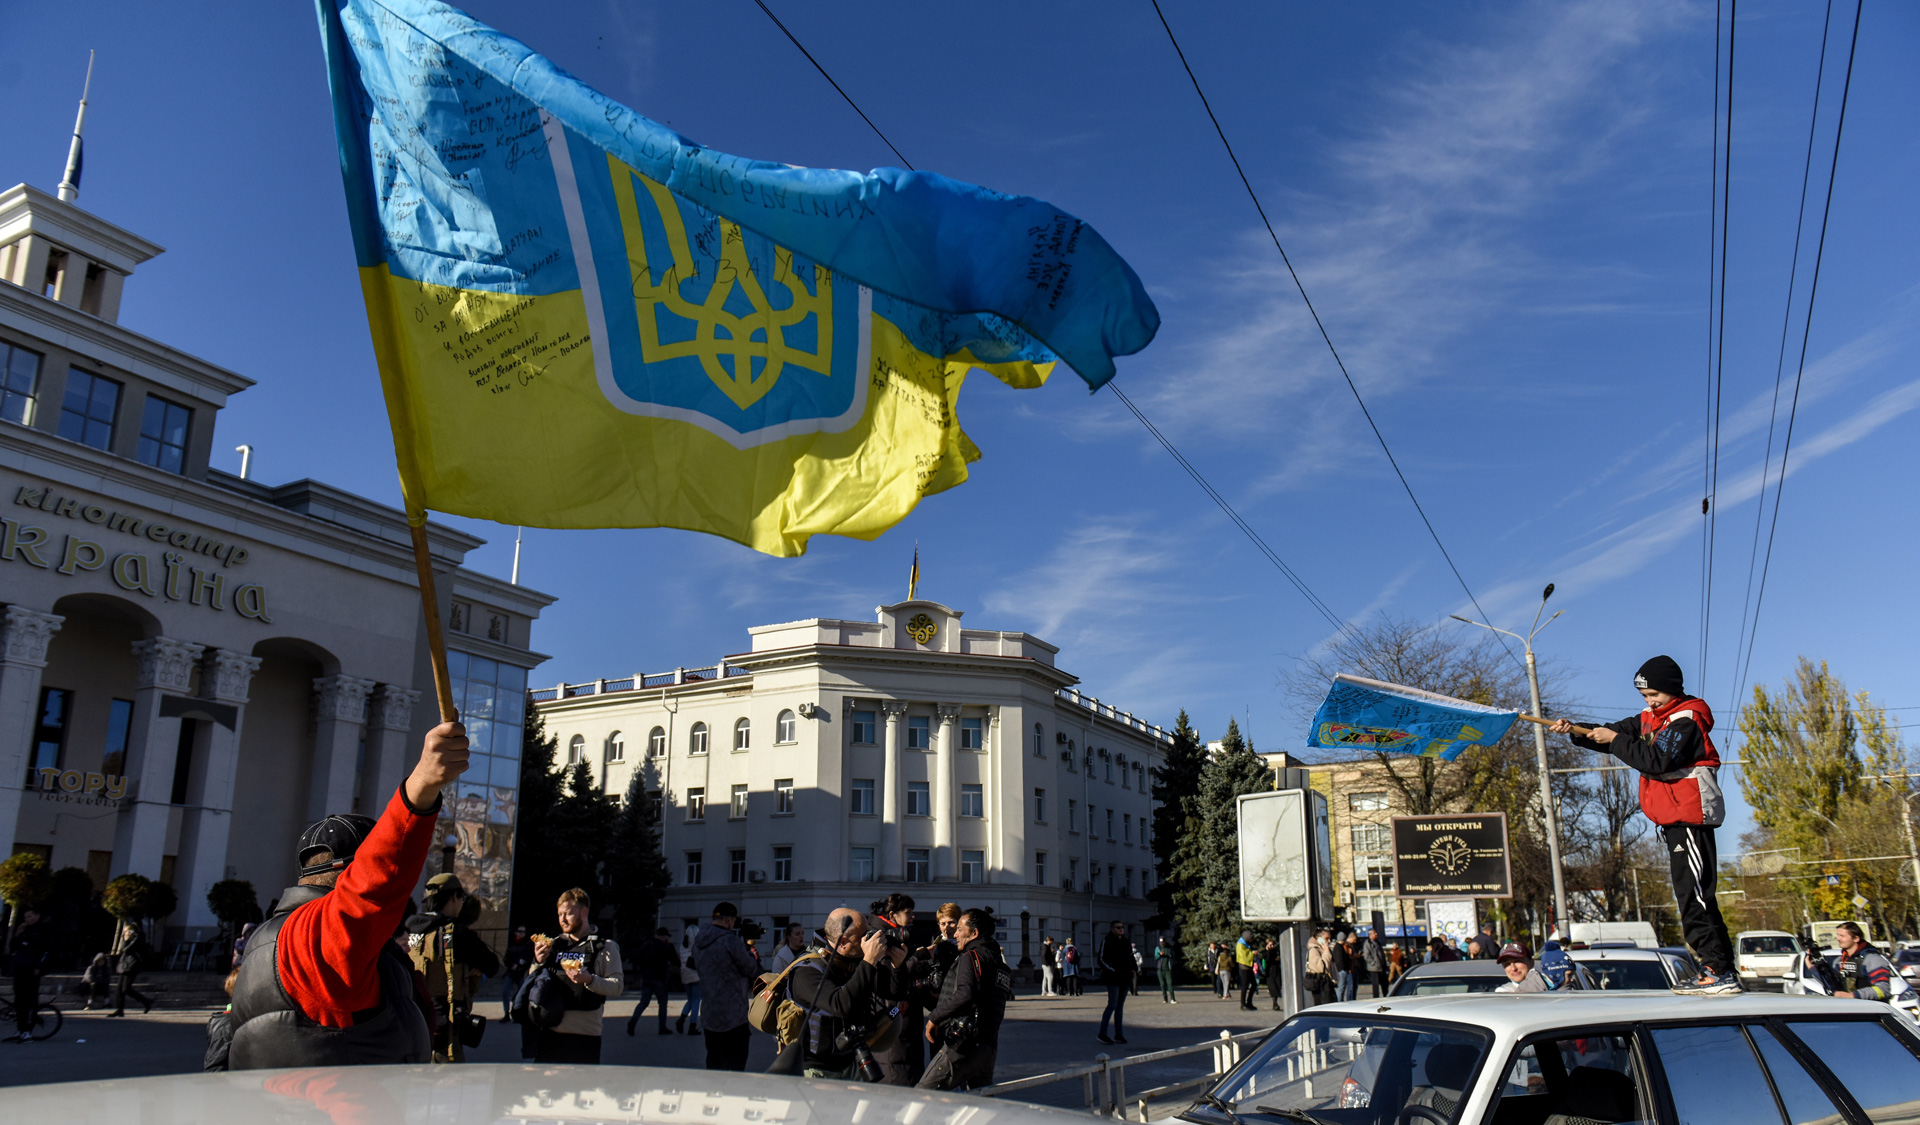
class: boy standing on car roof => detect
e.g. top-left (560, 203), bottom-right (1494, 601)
top-left (1553, 655), bottom-right (1738, 994)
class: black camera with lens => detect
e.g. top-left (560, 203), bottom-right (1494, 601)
top-left (738, 918), bottom-right (766, 943)
top-left (833, 1025), bottom-right (883, 1082)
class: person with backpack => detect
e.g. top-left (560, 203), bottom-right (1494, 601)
top-left (1062, 939), bottom-right (1080, 996)
top-left (525, 887), bottom-right (623, 1063)
top-left (780, 907), bottom-right (908, 1079)
top-left (405, 873), bottom-right (499, 1062)
top-left (918, 909), bottom-right (1010, 1091)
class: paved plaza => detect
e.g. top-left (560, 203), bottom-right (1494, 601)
top-left (0, 983), bottom-right (1279, 1109)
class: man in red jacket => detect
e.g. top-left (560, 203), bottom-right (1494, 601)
top-left (1554, 655), bottom-right (1738, 994)
top-left (226, 720), bottom-right (469, 1066)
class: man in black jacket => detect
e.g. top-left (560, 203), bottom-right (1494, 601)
top-left (918, 909), bottom-right (1010, 1091)
top-left (786, 907), bottom-right (907, 1079)
top-left (625, 927), bottom-right (679, 1036)
top-left (1096, 919), bottom-right (1133, 1045)
top-left (7, 907), bottom-right (50, 1041)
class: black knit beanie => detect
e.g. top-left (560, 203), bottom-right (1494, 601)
top-left (1634, 655), bottom-right (1685, 696)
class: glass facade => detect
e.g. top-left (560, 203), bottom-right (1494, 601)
top-left (136, 395), bottom-right (192, 474)
top-left (443, 649), bottom-right (528, 945)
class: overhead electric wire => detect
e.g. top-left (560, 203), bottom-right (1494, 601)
top-left (1701, 0), bottom-right (1738, 697)
top-left (1698, 0), bottom-right (1723, 697)
top-left (1734, 0), bottom-right (1863, 709)
top-left (1146, 0), bottom-right (1522, 668)
top-left (1730, 0), bottom-right (1835, 714)
top-left (745, 0), bottom-right (1350, 634)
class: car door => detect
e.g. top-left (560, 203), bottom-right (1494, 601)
top-left (1639, 1015), bottom-right (1920, 1125)
top-left (1479, 1023), bottom-right (1656, 1125)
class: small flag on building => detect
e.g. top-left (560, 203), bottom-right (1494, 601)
top-left (1305, 674), bottom-right (1519, 761)
top-left (908, 546), bottom-right (920, 601)
top-left (316, 0), bottom-right (1158, 557)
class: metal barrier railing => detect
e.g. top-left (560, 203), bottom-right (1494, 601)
top-left (976, 1028), bottom-right (1270, 1120)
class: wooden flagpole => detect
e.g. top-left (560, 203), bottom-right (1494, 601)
top-left (409, 521), bottom-right (460, 723)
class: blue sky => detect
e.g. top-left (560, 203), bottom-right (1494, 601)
top-left (7, 1), bottom-right (1917, 847)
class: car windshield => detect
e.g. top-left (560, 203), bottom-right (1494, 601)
top-left (1582, 960), bottom-right (1671, 990)
top-left (1740, 935), bottom-right (1796, 955)
top-left (1396, 972), bottom-right (1508, 997)
top-left (1205, 1014), bottom-right (1492, 1125)
top-left (1895, 950), bottom-right (1920, 966)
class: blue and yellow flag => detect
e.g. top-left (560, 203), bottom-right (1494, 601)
top-left (317, 0), bottom-right (1157, 556)
top-left (1306, 674), bottom-right (1519, 761)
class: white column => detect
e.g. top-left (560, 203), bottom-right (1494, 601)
top-left (0, 607), bottom-right (63, 854)
top-left (362, 686), bottom-right (420, 811)
top-left (175, 649), bottom-right (260, 937)
top-left (935, 703), bottom-right (959, 881)
top-left (112, 637), bottom-right (206, 879)
top-left (308, 675), bottom-right (376, 821)
top-left (879, 701), bottom-right (907, 880)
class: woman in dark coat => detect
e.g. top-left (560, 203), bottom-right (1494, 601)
top-left (109, 922), bottom-right (154, 1017)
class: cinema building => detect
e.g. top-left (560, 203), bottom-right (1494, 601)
top-left (535, 598), bottom-right (1173, 952)
top-left (1, 179), bottom-right (553, 946)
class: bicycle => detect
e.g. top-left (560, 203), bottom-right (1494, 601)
top-left (0, 994), bottom-right (63, 1042)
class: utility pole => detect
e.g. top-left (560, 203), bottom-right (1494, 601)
top-left (1452, 582), bottom-right (1570, 932)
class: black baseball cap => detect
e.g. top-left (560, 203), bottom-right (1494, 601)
top-left (712, 901), bottom-right (739, 918)
top-left (297, 813), bottom-right (377, 878)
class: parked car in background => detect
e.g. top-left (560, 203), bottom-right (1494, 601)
top-left (1567, 946), bottom-right (1683, 991)
top-left (1737, 930), bottom-right (1802, 991)
top-left (1895, 947), bottom-right (1920, 986)
top-left (1387, 959), bottom-right (1598, 997)
top-left (1179, 992), bottom-right (1920, 1125)
top-left (1552, 921), bottom-right (1659, 949)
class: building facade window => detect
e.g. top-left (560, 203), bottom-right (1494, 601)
top-left (1065, 741), bottom-right (1076, 772)
top-left (1106, 808), bottom-right (1115, 839)
top-left (850, 847), bottom-right (875, 882)
top-left (1125, 867), bottom-right (1134, 896)
top-left (1123, 813), bottom-right (1132, 843)
top-left (1068, 857), bottom-right (1080, 889)
top-left (1033, 722), bottom-right (1044, 757)
top-left (567, 734), bottom-right (585, 765)
top-left (1118, 754), bottom-right (1129, 787)
top-left (906, 848), bottom-right (930, 883)
top-left (686, 851), bottom-right (703, 884)
top-left (773, 846), bottom-right (793, 882)
top-left (1135, 763), bottom-right (1146, 790)
top-left (689, 722), bottom-right (709, 755)
top-left (730, 783), bottom-right (749, 818)
top-left (31, 687), bottom-right (71, 773)
top-left (1068, 799), bottom-right (1078, 834)
top-left (852, 710), bottom-right (876, 744)
top-left (1102, 750), bottom-right (1113, 783)
top-left (1350, 792), bottom-right (1390, 812)
top-left (775, 709), bottom-right (797, 743)
top-left (960, 717), bottom-right (983, 750)
top-left (58, 369), bottom-right (120, 451)
top-left (775, 778), bottom-right (794, 814)
top-left (1356, 859), bottom-right (1394, 894)
top-left (1351, 823), bottom-right (1391, 853)
top-left (606, 731), bottom-right (624, 763)
top-left (729, 848), bottom-right (747, 883)
top-left (1106, 866), bottom-right (1114, 895)
top-left (850, 778), bottom-right (875, 816)
top-left (648, 726), bottom-right (666, 758)
top-left (959, 783), bottom-right (984, 818)
top-left (1035, 851), bottom-right (1048, 886)
top-left (733, 717), bottom-right (751, 751)
top-left (1033, 787), bottom-right (1046, 823)
top-left (686, 787), bottom-right (706, 820)
top-left (960, 850), bottom-right (984, 884)
top-left (101, 698), bottom-right (134, 775)
top-left (906, 780), bottom-right (930, 817)
top-left (136, 394), bottom-right (192, 474)
top-left (906, 715), bottom-right (931, 750)
top-left (1, 342), bottom-right (42, 425)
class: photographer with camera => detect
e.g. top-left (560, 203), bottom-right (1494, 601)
top-left (784, 907), bottom-right (908, 1080)
top-left (405, 873), bottom-right (500, 1062)
top-left (692, 901), bottom-right (760, 1071)
top-left (868, 893), bottom-right (928, 1085)
top-left (918, 908), bottom-right (1012, 1092)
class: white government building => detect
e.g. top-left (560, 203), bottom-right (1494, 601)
top-left (0, 173), bottom-right (552, 948)
top-left (535, 599), bottom-right (1173, 955)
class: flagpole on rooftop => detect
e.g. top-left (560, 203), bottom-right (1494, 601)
top-left (57, 50), bottom-right (95, 203)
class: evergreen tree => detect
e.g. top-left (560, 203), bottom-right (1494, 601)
top-left (604, 767), bottom-right (673, 947)
top-left (509, 694), bottom-right (567, 927)
top-left (1170, 718), bottom-right (1271, 975)
top-left (1149, 711), bottom-right (1205, 933)
top-left (548, 761), bottom-right (621, 902)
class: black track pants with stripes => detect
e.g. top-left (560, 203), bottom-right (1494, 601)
top-left (1665, 823), bottom-right (1735, 975)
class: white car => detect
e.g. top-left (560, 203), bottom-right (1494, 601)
top-left (1738, 929), bottom-right (1803, 990)
top-left (1567, 946), bottom-right (1684, 991)
top-left (1180, 991), bottom-right (1920, 1125)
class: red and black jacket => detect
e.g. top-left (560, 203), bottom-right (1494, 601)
top-left (1573, 696), bottom-right (1723, 827)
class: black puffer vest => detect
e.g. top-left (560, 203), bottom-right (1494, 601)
top-left (228, 885), bottom-right (431, 1069)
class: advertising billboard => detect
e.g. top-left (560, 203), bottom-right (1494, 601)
top-left (1391, 813), bottom-right (1512, 898)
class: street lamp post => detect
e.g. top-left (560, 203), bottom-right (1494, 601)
top-left (1451, 583), bottom-right (1570, 935)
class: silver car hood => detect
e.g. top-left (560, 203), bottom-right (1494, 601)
top-left (4, 1064), bottom-right (1081, 1125)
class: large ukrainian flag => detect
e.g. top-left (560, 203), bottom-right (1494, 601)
top-left (317, 0), bottom-right (1158, 556)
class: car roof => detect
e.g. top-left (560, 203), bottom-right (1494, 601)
top-left (1736, 930), bottom-right (1797, 938)
top-left (1402, 959), bottom-right (1508, 977)
top-left (1302, 990), bottom-right (1891, 1038)
top-left (1568, 947), bottom-right (1666, 961)
top-left (0, 1064), bottom-right (1091, 1124)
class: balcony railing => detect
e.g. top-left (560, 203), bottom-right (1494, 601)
top-left (531, 661), bottom-right (751, 704)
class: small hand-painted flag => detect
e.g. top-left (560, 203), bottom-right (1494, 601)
top-left (316, 0), bottom-right (1158, 556)
top-left (1306, 674), bottom-right (1519, 761)
top-left (908, 546), bottom-right (920, 601)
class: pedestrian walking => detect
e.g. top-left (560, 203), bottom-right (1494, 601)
top-left (501, 925), bottom-right (533, 1021)
top-left (1362, 930), bottom-right (1387, 1000)
top-left (1215, 942), bottom-right (1234, 999)
top-left (1262, 939), bottom-right (1283, 1010)
top-left (1555, 655), bottom-right (1739, 994)
top-left (690, 901), bottom-right (758, 1071)
top-left (1155, 937), bottom-right (1177, 1003)
top-left (1096, 920), bottom-right (1132, 1045)
top-left (1130, 942), bottom-right (1143, 996)
top-left (227, 721), bottom-right (466, 1068)
top-left (1331, 933), bottom-right (1354, 1003)
top-left (677, 925), bottom-right (703, 1034)
top-left (1235, 931), bottom-right (1259, 1009)
top-left (626, 927), bottom-right (679, 1035)
top-left (1062, 939), bottom-right (1080, 996)
top-left (109, 921), bottom-right (154, 1017)
top-left (1387, 943), bottom-right (1406, 986)
top-left (1040, 936), bottom-right (1058, 996)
